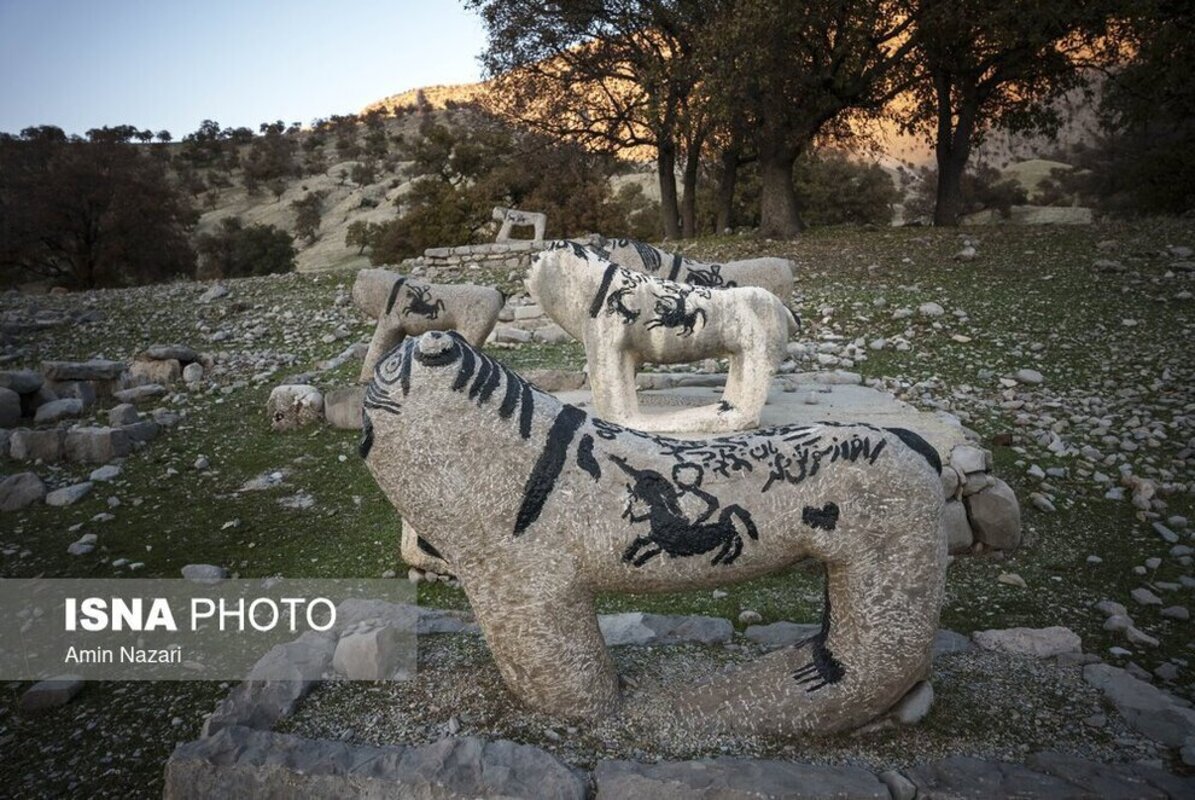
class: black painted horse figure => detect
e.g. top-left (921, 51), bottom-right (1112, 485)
top-left (611, 455), bottom-right (759, 566)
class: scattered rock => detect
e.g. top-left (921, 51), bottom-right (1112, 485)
top-left (0, 386), bottom-right (20, 427)
top-left (0, 471), bottom-right (46, 511)
top-left (743, 621), bottom-right (821, 650)
top-left (266, 385), bottom-right (324, 431)
top-left (1014, 368), bottom-right (1045, 385)
top-left (46, 482), bottom-right (93, 507)
top-left (964, 478), bottom-right (1022, 550)
top-left (33, 397), bottom-right (83, 424)
top-left (1131, 587), bottom-right (1163, 606)
top-left (973, 626), bottom-right (1081, 658)
top-left (598, 613), bottom-right (733, 646)
top-left (113, 383), bottom-right (167, 403)
top-left (143, 344), bottom-right (199, 363)
top-left (89, 464), bottom-right (122, 482)
top-left (19, 675), bottom-right (84, 712)
top-left (198, 284), bottom-right (229, 303)
top-left (181, 564), bottom-right (228, 584)
top-left (107, 403), bottom-right (140, 426)
top-left (1083, 663), bottom-right (1195, 747)
top-left (64, 427), bottom-right (130, 464)
top-left (332, 623), bottom-right (409, 681)
top-left (182, 362), bottom-right (204, 385)
top-left (10, 428), bottom-right (66, 462)
top-left (918, 302), bottom-right (945, 317)
top-left (595, 757), bottom-right (890, 800)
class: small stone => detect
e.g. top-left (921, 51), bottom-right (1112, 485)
top-left (46, 482), bottom-right (93, 507)
top-left (918, 302), bottom-right (945, 317)
top-left (1131, 587), bottom-right (1163, 606)
top-left (1095, 599), bottom-right (1128, 618)
top-left (737, 610), bottom-right (762, 625)
top-left (182, 362), bottom-right (204, 385)
top-left (19, 675), bottom-right (84, 712)
top-left (997, 572), bottom-right (1027, 588)
top-left (67, 533), bottom-right (96, 555)
top-left (181, 564), bottom-right (227, 584)
top-left (194, 456), bottom-right (209, 471)
top-left (1155, 663), bottom-right (1180, 682)
top-left (1161, 606), bottom-right (1189, 621)
top-left (1014, 368), bottom-right (1044, 385)
top-left (1103, 615), bottom-right (1133, 633)
top-left (89, 464), bottom-right (122, 482)
top-left (333, 623), bottom-right (406, 680)
top-left (1152, 522), bottom-right (1179, 543)
top-left (1124, 626), bottom-right (1160, 648)
top-left (1144, 557), bottom-right (1161, 570)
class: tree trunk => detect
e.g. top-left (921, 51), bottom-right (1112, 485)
top-left (656, 143), bottom-right (681, 240)
top-left (932, 72), bottom-right (977, 227)
top-left (680, 142), bottom-right (701, 239)
top-left (758, 148), bottom-right (802, 238)
top-left (715, 147), bottom-right (739, 234)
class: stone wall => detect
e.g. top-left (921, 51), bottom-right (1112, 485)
top-left (400, 241), bottom-right (557, 281)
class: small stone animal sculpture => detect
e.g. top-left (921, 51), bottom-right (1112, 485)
top-left (528, 242), bottom-right (798, 432)
top-left (595, 236), bottom-right (795, 302)
top-left (360, 331), bottom-right (946, 736)
top-left (492, 206), bottom-right (547, 243)
top-left (351, 268), bottom-right (502, 384)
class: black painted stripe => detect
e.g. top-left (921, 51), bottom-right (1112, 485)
top-left (518, 383), bottom-right (535, 439)
top-left (588, 263), bottom-right (619, 318)
top-left (886, 427), bottom-right (941, 473)
top-left (477, 358), bottom-right (504, 404)
top-left (450, 344), bottom-right (476, 392)
top-left (577, 434), bottom-right (600, 479)
top-left (398, 341), bottom-right (413, 396)
top-left (468, 355), bottom-right (493, 400)
top-left (383, 277), bottom-right (408, 315)
top-left (667, 252), bottom-right (683, 281)
top-left (514, 405), bottom-right (587, 535)
top-left (498, 371), bottom-right (521, 419)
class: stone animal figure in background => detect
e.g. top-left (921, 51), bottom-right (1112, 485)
top-left (360, 331), bottom-right (946, 736)
top-left (528, 243), bottom-right (799, 433)
top-left (492, 206), bottom-right (547, 243)
top-left (595, 236), bottom-right (796, 303)
top-left (351, 268), bottom-right (502, 383)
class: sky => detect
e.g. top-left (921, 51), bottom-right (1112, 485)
top-left (0, 0), bottom-right (488, 137)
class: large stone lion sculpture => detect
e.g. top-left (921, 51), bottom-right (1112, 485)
top-left (360, 331), bottom-right (946, 736)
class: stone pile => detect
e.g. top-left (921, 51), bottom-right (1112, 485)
top-left (941, 443), bottom-right (1022, 553)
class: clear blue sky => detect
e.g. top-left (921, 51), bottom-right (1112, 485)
top-left (0, 0), bottom-right (487, 137)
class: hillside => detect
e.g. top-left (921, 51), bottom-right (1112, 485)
top-left (181, 76), bottom-right (1103, 276)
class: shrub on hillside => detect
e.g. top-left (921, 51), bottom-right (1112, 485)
top-left (291, 190), bottom-right (329, 244)
top-left (196, 217), bottom-right (295, 278)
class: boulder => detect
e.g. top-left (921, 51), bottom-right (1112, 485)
top-left (41, 359), bottom-right (125, 382)
top-left (46, 482), bottom-right (93, 507)
top-left (973, 626), bottom-right (1081, 658)
top-left (107, 403), bottom-right (140, 426)
top-left (130, 359), bottom-right (181, 385)
top-left (0, 471), bottom-right (46, 511)
top-left (743, 621), bottom-right (821, 650)
top-left (19, 675), bottom-right (84, 712)
top-left (143, 344), bottom-right (199, 363)
top-left (10, 428), bottom-right (66, 462)
top-left (266, 385), bottom-right (324, 431)
top-left (332, 623), bottom-right (409, 680)
top-left (965, 478), bottom-right (1022, 549)
top-left (121, 421), bottom-right (161, 443)
top-left (941, 499), bottom-right (973, 554)
top-left (0, 370), bottom-right (44, 395)
top-left (113, 383), bottom-right (167, 403)
top-left (598, 613), bottom-right (733, 646)
top-left (43, 380), bottom-right (96, 407)
top-left (182, 362), bottom-right (204, 385)
top-left (33, 397), bottom-right (84, 424)
top-left (64, 427), bottom-right (131, 464)
top-left (0, 386), bottom-right (20, 427)
top-left (1083, 663), bottom-right (1195, 747)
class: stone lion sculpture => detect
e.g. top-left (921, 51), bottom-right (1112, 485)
top-left (594, 236), bottom-right (795, 302)
top-left (528, 242), bottom-right (798, 433)
top-left (361, 331), bottom-right (946, 736)
top-left (492, 206), bottom-right (547, 243)
top-left (352, 268), bottom-right (503, 384)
